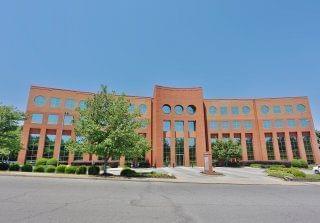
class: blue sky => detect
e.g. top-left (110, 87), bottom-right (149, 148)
top-left (0, 1), bottom-right (320, 128)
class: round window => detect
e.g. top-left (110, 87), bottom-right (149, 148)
top-left (139, 104), bottom-right (147, 114)
top-left (209, 106), bottom-right (217, 115)
top-left (174, 105), bottom-right (184, 115)
top-left (242, 106), bottom-right (250, 114)
top-left (261, 105), bottom-right (270, 114)
top-left (34, 96), bottom-right (46, 107)
top-left (187, 105), bottom-right (196, 115)
top-left (297, 104), bottom-right (306, 113)
top-left (65, 99), bottom-right (76, 109)
top-left (79, 100), bottom-right (87, 110)
top-left (162, 105), bottom-right (171, 114)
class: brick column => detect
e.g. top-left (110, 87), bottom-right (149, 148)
top-left (53, 128), bottom-right (62, 159)
top-left (17, 126), bottom-right (30, 164)
top-left (297, 132), bottom-right (307, 160)
top-left (285, 132), bottom-right (294, 161)
top-left (241, 133), bottom-right (248, 161)
top-left (273, 132), bottom-right (281, 160)
top-left (310, 130), bottom-right (320, 163)
top-left (36, 127), bottom-right (47, 159)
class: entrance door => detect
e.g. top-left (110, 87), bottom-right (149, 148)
top-left (175, 137), bottom-right (184, 166)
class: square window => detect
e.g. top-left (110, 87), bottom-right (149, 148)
top-left (232, 120), bottom-right (241, 129)
top-left (300, 119), bottom-right (309, 127)
top-left (50, 98), bottom-right (61, 108)
top-left (244, 121), bottom-right (253, 130)
top-left (210, 121), bottom-right (219, 130)
top-left (48, 114), bottom-right (59, 124)
top-left (221, 121), bottom-right (229, 129)
top-left (287, 119), bottom-right (296, 128)
top-left (163, 121), bottom-right (171, 132)
top-left (31, 114), bottom-right (43, 124)
top-left (175, 121), bottom-right (184, 132)
top-left (275, 120), bottom-right (283, 128)
top-left (64, 115), bottom-right (73, 125)
top-left (273, 106), bottom-right (281, 114)
top-left (231, 107), bottom-right (239, 115)
top-left (188, 121), bottom-right (196, 132)
top-left (263, 120), bottom-right (272, 129)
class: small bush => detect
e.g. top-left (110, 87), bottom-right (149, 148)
top-left (56, 165), bottom-right (67, 173)
top-left (250, 164), bottom-right (262, 168)
top-left (120, 168), bottom-right (137, 177)
top-left (88, 166), bottom-right (100, 175)
top-left (76, 166), bottom-right (87, 175)
top-left (45, 165), bottom-right (56, 173)
top-left (291, 159), bottom-right (308, 169)
top-left (9, 163), bottom-right (20, 171)
top-left (267, 170), bottom-right (295, 179)
top-left (286, 168), bottom-right (306, 178)
top-left (268, 165), bottom-right (286, 170)
top-left (34, 165), bottom-right (45, 173)
top-left (21, 164), bottom-right (33, 172)
top-left (241, 160), bottom-right (291, 167)
top-left (266, 167), bottom-right (306, 179)
top-left (0, 162), bottom-right (9, 170)
top-left (46, 158), bottom-right (58, 166)
top-left (65, 166), bottom-right (77, 174)
top-left (35, 158), bottom-right (48, 166)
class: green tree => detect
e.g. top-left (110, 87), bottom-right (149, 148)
top-left (0, 104), bottom-right (24, 162)
top-left (211, 139), bottom-right (242, 166)
top-left (316, 130), bottom-right (320, 145)
top-left (66, 86), bottom-right (150, 175)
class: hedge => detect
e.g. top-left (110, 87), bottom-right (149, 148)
top-left (120, 168), bottom-right (137, 177)
top-left (291, 159), bottom-right (308, 169)
top-left (34, 165), bottom-right (45, 173)
top-left (241, 160), bottom-right (291, 168)
top-left (21, 164), bottom-right (33, 172)
top-left (35, 158), bottom-right (48, 166)
top-left (9, 163), bottom-right (20, 171)
top-left (76, 166), bottom-right (87, 175)
top-left (45, 165), bottom-right (56, 173)
top-left (65, 166), bottom-right (77, 174)
top-left (46, 158), bottom-right (58, 166)
top-left (56, 165), bottom-right (67, 173)
top-left (0, 162), bottom-right (9, 170)
top-left (88, 166), bottom-right (100, 175)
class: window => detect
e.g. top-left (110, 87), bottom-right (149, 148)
top-left (163, 138), bottom-right (171, 166)
top-left (303, 132), bottom-right (314, 164)
top-left (34, 96), bottom-right (46, 107)
top-left (232, 120), bottom-right (241, 129)
top-left (48, 114), bottom-right (59, 125)
top-left (261, 105), bottom-right (270, 114)
top-left (50, 97), bottom-right (61, 108)
top-left (175, 138), bottom-right (184, 166)
top-left (187, 105), bottom-right (196, 115)
top-left (290, 133), bottom-right (300, 159)
top-left (221, 121), bottom-right (229, 130)
top-left (297, 104), bottom-right (306, 113)
top-left (139, 104), bottom-right (147, 114)
top-left (274, 120), bottom-right (283, 128)
top-left (273, 106), bottom-right (281, 114)
top-left (246, 134), bottom-right (254, 160)
top-left (287, 119), bottom-right (296, 128)
top-left (65, 99), bottom-right (75, 109)
top-left (220, 106), bottom-right (228, 115)
top-left (265, 134), bottom-right (275, 160)
top-left (231, 107), bottom-right (239, 115)
top-left (242, 106), bottom-right (250, 115)
top-left (222, 133), bottom-right (230, 141)
top-left (162, 105), bottom-right (171, 114)
top-left (174, 105), bottom-right (184, 115)
top-left (263, 120), bottom-right (272, 129)
top-left (141, 120), bottom-right (148, 129)
top-left (188, 121), bottom-right (196, 132)
top-left (300, 119), bottom-right (309, 127)
top-left (233, 133), bottom-right (241, 145)
top-left (189, 138), bottom-right (196, 165)
top-left (25, 132), bottom-right (40, 163)
top-left (129, 104), bottom-right (135, 113)
top-left (277, 133), bottom-right (287, 160)
top-left (285, 105), bottom-right (293, 113)
top-left (79, 100), bottom-right (87, 110)
top-left (244, 121), bottom-right (253, 130)
top-left (59, 135), bottom-right (71, 162)
top-left (210, 121), bottom-right (219, 130)
top-left (43, 133), bottom-right (56, 159)
top-left (209, 106), bottom-right (217, 115)
top-left (175, 121), bottom-right (184, 132)
top-left (64, 115), bottom-right (73, 125)
top-left (211, 134), bottom-right (218, 145)
top-left (31, 114), bottom-right (43, 124)
top-left (74, 136), bottom-right (84, 161)
top-left (163, 121), bottom-right (171, 132)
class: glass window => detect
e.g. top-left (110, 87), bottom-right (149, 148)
top-left (221, 121), bottom-right (229, 130)
top-left (246, 134), bottom-right (254, 160)
top-left (277, 133), bottom-right (287, 160)
top-left (174, 105), bottom-right (184, 115)
top-left (48, 114), bottom-right (59, 125)
top-left (287, 119), bottom-right (296, 128)
top-left (141, 120), bottom-right (148, 129)
top-left (139, 104), bottom-right (147, 114)
top-left (163, 121), bottom-right (171, 132)
top-left (261, 105), bottom-right (270, 114)
top-left (297, 104), bottom-right (306, 113)
top-left (300, 119), bottom-right (309, 127)
top-left (274, 120), bottom-right (283, 128)
top-left (34, 95), bottom-right (46, 107)
top-left (174, 121), bottom-right (184, 132)
top-left (31, 114), bottom-right (43, 124)
top-left (187, 105), bottom-right (196, 115)
top-left (303, 132), bottom-right (314, 164)
top-left (209, 106), bottom-right (217, 115)
top-left (162, 105), bottom-right (171, 114)
top-left (65, 99), bottom-right (75, 109)
top-left (231, 107), bottom-right (239, 115)
top-left (50, 97), bottom-right (61, 108)
top-left (242, 106), bottom-right (250, 115)
top-left (232, 120), bottom-right (241, 129)
top-left (188, 121), bottom-right (196, 132)
top-left (26, 133), bottom-right (40, 163)
top-left (59, 135), bottom-right (71, 162)
top-left (265, 134), bottom-right (275, 160)
top-left (210, 121), bottom-right (219, 130)
top-left (64, 115), bottom-right (73, 125)
top-left (129, 104), bottom-right (135, 113)
top-left (189, 138), bottom-right (196, 165)
top-left (290, 133), bottom-right (300, 159)
top-left (244, 121), bottom-right (253, 130)
top-left (263, 120), bottom-right (272, 129)
top-left (175, 138), bottom-right (184, 166)
top-left (285, 105), bottom-right (293, 113)
top-left (273, 106), bottom-right (281, 114)
top-left (220, 106), bottom-right (228, 115)
top-left (163, 138), bottom-right (171, 166)
top-left (43, 134), bottom-right (56, 159)
top-left (79, 100), bottom-right (87, 110)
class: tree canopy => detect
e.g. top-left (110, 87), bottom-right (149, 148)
top-left (316, 130), bottom-right (320, 145)
top-left (66, 85), bottom-right (150, 174)
top-left (211, 139), bottom-right (242, 166)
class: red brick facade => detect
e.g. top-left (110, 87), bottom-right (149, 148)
top-left (17, 85), bottom-right (320, 167)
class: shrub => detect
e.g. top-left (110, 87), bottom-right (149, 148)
top-left (286, 168), bottom-right (306, 178)
top-left (120, 168), bottom-right (137, 177)
top-left (46, 158), bottom-right (58, 166)
top-left (268, 165), bottom-right (286, 170)
top-left (291, 159), bottom-right (308, 169)
top-left (21, 164), bottom-right (33, 172)
top-left (56, 165), bottom-right (67, 173)
top-left (65, 166), bottom-right (77, 174)
top-left (9, 163), bottom-right (20, 171)
top-left (266, 167), bottom-right (306, 179)
top-left (88, 166), bottom-right (100, 175)
top-left (35, 158), bottom-right (48, 166)
top-left (0, 162), bottom-right (9, 170)
top-left (34, 165), bottom-right (45, 173)
top-left (250, 164), bottom-right (262, 168)
top-left (267, 169), bottom-right (295, 179)
top-left (45, 165), bottom-right (56, 173)
top-left (241, 160), bottom-right (291, 167)
top-left (76, 166), bottom-right (87, 175)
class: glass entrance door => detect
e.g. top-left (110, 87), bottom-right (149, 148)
top-left (175, 138), bottom-right (184, 166)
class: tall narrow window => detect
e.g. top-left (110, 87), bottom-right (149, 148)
top-left (59, 132), bottom-right (71, 162)
top-left (163, 138), bottom-right (171, 166)
top-left (303, 132), bottom-right (314, 164)
top-left (43, 131), bottom-right (56, 158)
top-left (163, 121), bottom-right (171, 132)
top-left (175, 121), bottom-right (184, 132)
top-left (188, 121), bottom-right (196, 132)
top-left (277, 133), bottom-right (287, 160)
top-left (189, 138), bottom-right (196, 165)
top-left (175, 138), bottom-right (184, 166)
top-left (246, 133), bottom-right (254, 160)
top-left (25, 130), bottom-right (40, 163)
top-left (290, 133), bottom-right (300, 159)
top-left (265, 133), bottom-right (275, 160)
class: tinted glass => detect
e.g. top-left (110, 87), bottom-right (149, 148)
top-left (48, 114), bottom-right (59, 124)
top-left (31, 114), bottom-right (43, 124)
top-left (174, 105), bottom-right (184, 115)
top-left (65, 99), bottom-right (75, 109)
top-left (187, 105), bottom-right (196, 115)
top-left (64, 115), bottom-right (73, 125)
top-left (209, 106), bottom-right (217, 115)
top-left (34, 96), bottom-right (46, 107)
top-left (242, 106), bottom-right (250, 114)
top-left (261, 105), bottom-right (270, 114)
top-left (50, 98), bottom-right (61, 108)
top-left (139, 104), bottom-right (147, 114)
top-left (162, 105), bottom-right (171, 114)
